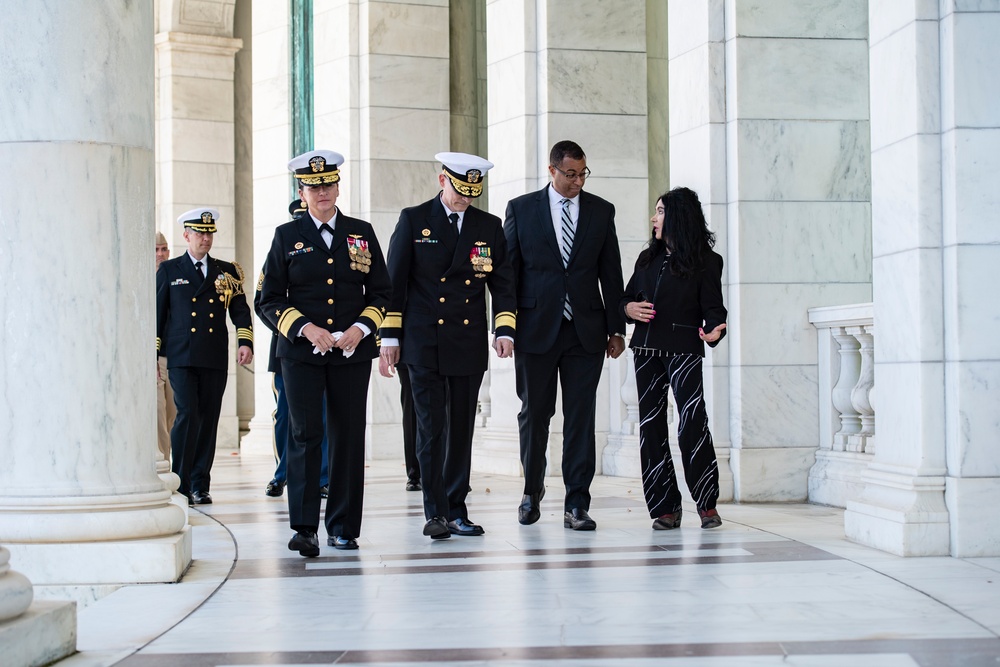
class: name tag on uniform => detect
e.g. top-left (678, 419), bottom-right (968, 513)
top-left (170, 278), bottom-right (190, 286)
top-left (288, 246), bottom-right (314, 256)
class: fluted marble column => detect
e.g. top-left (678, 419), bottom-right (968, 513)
top-left (0, 1), bottom-right (190, 586)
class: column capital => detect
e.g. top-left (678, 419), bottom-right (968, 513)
top-left (155, 31), bottom-right (243, 57)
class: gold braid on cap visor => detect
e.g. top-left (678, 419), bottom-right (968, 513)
top-left (295, 170), bottom-right (341, 186)
top-left (185, 222), bottom-right (217, 233)
top-left (445, 172), bottom-right (483, 198)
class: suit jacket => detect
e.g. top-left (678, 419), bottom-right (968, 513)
top-left (503, 185), bottom-right (625, 355)
top-left (381, 195), bottom-right (516, 376)
top-left (156, 254), bottom-right (254, 370)
top-left (257, 212), bottom-right (391, 365)
top-left (620, 248), bottom-right (727, 356)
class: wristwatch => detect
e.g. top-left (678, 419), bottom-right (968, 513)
top-left (612, 333), bottom-right (625, 339)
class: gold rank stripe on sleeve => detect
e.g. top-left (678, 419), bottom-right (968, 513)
top-left (237, 327), bottom-right (254, 342)
top-left (277, 308), bottom-right (305, 338)
top-left (156, 337), bottom-right (161, 352)
top-left (495, 311), bottom-right (516, 330)
top-left (360, 306), bottom-right (385, 329)
top-left (383, 312), bottom-right (402, 329)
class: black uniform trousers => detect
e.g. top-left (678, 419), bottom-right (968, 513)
top-left (407, 364), bottom-right (481, 522)
top-left (169, 366), bottom-right (227, 496)
top-left (396, 363), bottom-right (421, 484)
top-left (633, 351), bottom-right (719, 517)
top-left (281, 358), bottom-right (370, 539)
top-left (515, 318), bottom-right (604, 512)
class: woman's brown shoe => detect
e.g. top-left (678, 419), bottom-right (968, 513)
top-left (652, 509), bottom-right (682, 530)
top-left (699, 508), bottom-right (722, 529)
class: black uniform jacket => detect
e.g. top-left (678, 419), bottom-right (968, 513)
top-left (381, 195), bottom-right (516, 377)
top-left (503, 185), bottom-right (625, 355)
top-left (258, 212), bottom-right (391, 365)
top-left (620, 248), bottom-right (727, 356)
top-left (156, 254), bottom-right (254, 370)
top-left (253, 268), bottom-right (280, 374)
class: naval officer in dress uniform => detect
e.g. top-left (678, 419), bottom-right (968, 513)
top-left (379, 152), bottom-right (516, 540)
top-left (258, 150), bottom-right (391, 555)
top-left (156, 208), bottom-right (254, 504)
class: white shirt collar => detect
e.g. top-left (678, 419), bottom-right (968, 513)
top-left (547, 184), bottom-right (579, 207)
top-left (310, 210), bottom-right (338, 230)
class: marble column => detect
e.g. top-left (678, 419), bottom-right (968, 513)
top-left (243, 0), bottom-right (291, 461)
top-left (0, 1), bottom-right (190, 587)
top-left (156, 0), bottom-right (246, 452)
top-left (479, 0), bottom-right (650, 477)
top-left (665, 0), bottom-right (733, 501)
top-left (846, 1), bottom-right (1000, 557)
top-left (670, 0), bottom-right (872, 502)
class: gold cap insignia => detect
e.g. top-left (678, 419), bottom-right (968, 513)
top-left (309, 156), bottom-right (326, 173)
top-left (466, 169), bottom-right (481, 184)
top-left (201, 212), bottom-right (214, 224)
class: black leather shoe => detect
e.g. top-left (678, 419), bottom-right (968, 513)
top-left (564, 508), bottom-right (597, 531)
top-left (319, 485), bottom-right (329, 499)
top-left (327, 535), bottom-right (359, 550)
top-left (447, 517), bottom-right (485, 536)
top-left (422, 516), bottom-right (450, 539)
top-left (518, 487), bottom-right (545, 525)
top-left (264, 479), bottom-right (285, 497)
top-left (186, 494), bottom-right (195, 507)
top-left (405, 479), bottom-right (421, 491)
top-left (191, 491), bottom-right (213, 505)
top-left (288, 531), bottom-right (320, 558)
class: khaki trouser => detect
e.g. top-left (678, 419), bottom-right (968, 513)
top-left (156, 356), bottom-right (176, 462)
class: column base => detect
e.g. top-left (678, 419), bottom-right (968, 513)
top-left (946, 476), bottom-right (1000, 557)
top-left (7, 527), bottom-right (192, 586)
top-left (808, 449), bottom-right (873, 508)
top-left (240, 417), bottom-right (274, 459)
top-left (473, 425), bottom-right (523, 476)
top-left (369, 422), bottom-right (405, 461)
top-left (0, 600), bottom-right (76, 667)
top-left (731, 446), bottom-right (816, 502)
top-left (602, 434), bottom-right (640, 478)
top-left (845, 466), bottom-right (949, 556)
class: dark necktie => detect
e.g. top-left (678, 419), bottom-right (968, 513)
top-left (194, 260), bottom-right (203, 279)
top-left (446, 213), bottom-right (459, 243)
top-left (560, 198), bottom-right (574, 319)
top-left (319, 223), bottom-right (333, 248)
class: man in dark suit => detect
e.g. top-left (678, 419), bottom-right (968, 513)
top-left (259, 150), bottom-right (391, 555)
top-left (156, 208), bottom-right (254, 505)
top-left (255, 199), bottom-right (329, 500)
top-left (503, 140), bottom-right (626, 531)
top-left (380, 152), bottom-right (516, 539)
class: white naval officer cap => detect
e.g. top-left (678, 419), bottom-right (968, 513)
top-left (288, 149), bottom-right (345, 186)
top-left (435, 151), bottom-right (493, 198)
top-left (177, 207), bottom-right (220, 233)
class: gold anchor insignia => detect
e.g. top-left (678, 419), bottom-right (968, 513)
top-left (466, 169), bottom-right (481, 183)
top-left (201, 212), bottom-right (213, 224)
top-left (309, 156), bottom-right (326, 172)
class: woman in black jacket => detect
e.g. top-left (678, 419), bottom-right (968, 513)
top-left (621, 187), bottom-right (727, 530)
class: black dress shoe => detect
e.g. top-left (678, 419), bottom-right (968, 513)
top-left (264, 479), bottom-right (285, 497)
top-left (186, 494), bottom-right (195, 507)
top-left (288, 531), bottom-right (320, 557)
top-left (447, 517), bottom-right (485, 536)
top-left (422, 516), bottom-right (450, 539)
top-left (518, 487), bottom-right (545, 525)
top-left (319, 485), bottom-right (329, 499)
top-left (564, 508), bottom-right (597, 531)
top-left (191, 491), bottom-right (213, 505)
top-left (327, 535), bottom-right (359, 550)
top-left (405, 479), bottom-right (421, 491)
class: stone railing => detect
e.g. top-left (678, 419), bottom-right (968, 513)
top-left (807, 303), bottom-right (875, 508)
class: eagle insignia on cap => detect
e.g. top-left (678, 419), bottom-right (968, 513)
top-left (309, 156), bottom-right (326, 173)
top-left (201, 212), bottom-right (214, 224)
top-left (466, 169), bottom-right (481, 184)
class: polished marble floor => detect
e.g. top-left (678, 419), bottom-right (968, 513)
top-left (55, 451), bottom-right (1000, 667)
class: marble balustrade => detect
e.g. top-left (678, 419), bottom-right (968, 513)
top-left (807, 303), bottom-right (875, 508)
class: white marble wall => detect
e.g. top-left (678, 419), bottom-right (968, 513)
top-left (156, 0), bottom-right (246, 451)
top-left (667, 0), bottom-right (872, 502)
top-left (0, 0), bottom-right (189, 587)
top-left (846, 1), bottom-right (1000, 557)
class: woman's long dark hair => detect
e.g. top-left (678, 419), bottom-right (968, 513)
top-left (636, 186), bottom-right (715, 278)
